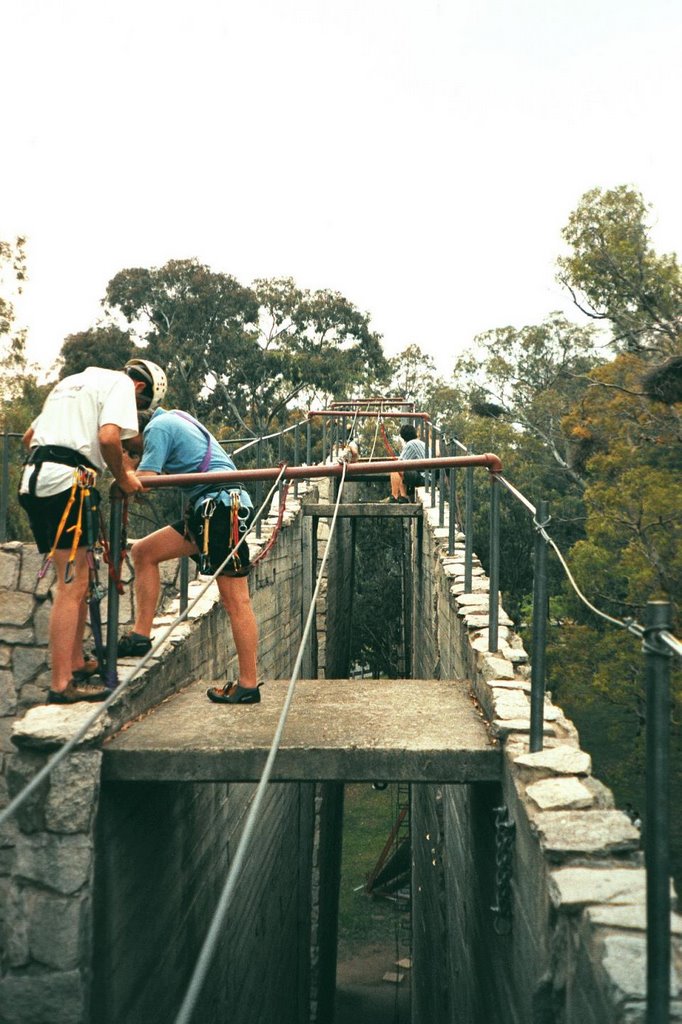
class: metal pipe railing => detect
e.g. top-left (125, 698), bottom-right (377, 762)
top-left (529, 499), bottom-right (549, 751)
top-left (644, 600), bottom-right (673, 1024)
top-left (130, 453), bottom-right (503, 491)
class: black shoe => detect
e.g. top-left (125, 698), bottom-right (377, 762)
top-left (47, 679), bottom-right (109, 704)
top-left (117, 632), bottom-right (152, 658)
top-left (72, 658), bottom-right (100, 680)
top-left (397, 496), bottom-right (410, 504)
top-left (206, 682), bottom-right (261, 705)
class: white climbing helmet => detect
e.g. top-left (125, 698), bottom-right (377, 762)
top-left (124, 358), bottom-right (168, 411)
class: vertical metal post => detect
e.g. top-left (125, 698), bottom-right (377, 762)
top-left (448, 446), bottom-right (456, 556)
top-left (529, 500), bottom-right (549, 752)
top-left (644, 600), bottom-right (672, 1024)
top-left (301, 515), bottom-right (317, 678)
top-left (438, 458), bottom-right (445, 527)
top-left (294, 423), bottom-right (300, 498)
top-left (179, 493), bottom-right (189, 614)
top-left (465, 457), bottom-right (474, 593)
top-left (105, 487), bottom-right (124, 688)
top-left (0, 430), bottom-right (10, 542)
top-left (488, 475), bottom-right (500, 652)
top-left (322, 420), bottom-right (327, 465)
top-left (342, 415), bottom-right (347, 447)
top-left (278, 429), bottom-right (283, 464)
top-left (256, 439), bottom-right (262, 539)
top-left (306, 420), bottom-right (312, 465)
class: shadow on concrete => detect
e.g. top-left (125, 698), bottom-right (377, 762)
top-left (335, 945), bottom-right (411, 1024)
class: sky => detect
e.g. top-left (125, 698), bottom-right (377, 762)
top-left (2, 0), bottom-right (681, 378)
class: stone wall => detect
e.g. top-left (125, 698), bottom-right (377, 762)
top-left (410, 490), bottom-right (682, 1024)
top-left (0, 485), bottom-right (310, 1024)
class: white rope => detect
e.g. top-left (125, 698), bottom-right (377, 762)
top-left (174, 462), bottom-right (349, 1024)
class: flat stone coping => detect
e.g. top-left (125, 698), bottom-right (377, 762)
top-left (102, 678), bottom-right (501, 783)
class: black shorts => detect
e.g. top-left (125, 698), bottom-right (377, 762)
top-left (171, 498), bottom-right (253, 578)
top-left (403, 470), bottom-right (425, 492)
top-left (18, 486), bottom-right (101, 555)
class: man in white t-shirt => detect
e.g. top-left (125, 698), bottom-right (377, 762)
top-left (18, 359), bottom-right (167, 704)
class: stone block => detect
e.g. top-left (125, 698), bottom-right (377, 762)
top-left (0, 550), bottom-right (20, 590)
top-left (586, 903), bottom-right (682, 935)
top-left (533, 810), bottom-right (641, 859)
top-left (0, 627), bottom-right (34, 645)
top-left (14, 832), bottom-right (93, 895)
top-left (18, 547), bottom-right (50, 592)
top-left (526, 777), bottom-right (594, 811)
top-left (479, 653), bottom-right (515, 681)
top-left (490, 689), bottom-right (530, 720)
top-left (6, 750), bottom-right (50, 833)
top-left (602, 932), bottom-right (680, 1000)
top-left (1, 882), bottom-right (29, 966)
top-left (549, 866), bottom-right (649, 909)
top-left (0, 970), bottom-right (85, 1024)
top-left (0, 646), bottom-right (10, 667)
top-left (28, 891), bottom-right (87, 970)
top-left (0, 669), bottom-right (17, 715)
top-left (46, 751), bottom-right (101, 833)
top-left (33, 598), bottom-right (52, 644)
top-left (514, 745), bottom-right (592, 778)
top-left (12, 704), bottom-right (110, 751)
top-left (12, 645), bottom-right (48, 686)
top-left (0, 590), bottom-right (34, 627)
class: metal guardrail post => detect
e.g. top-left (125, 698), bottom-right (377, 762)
top-left (105, 487), bottom-right (124, 688)
top-left (322, 419), bottom-right (327, 465)
top-left (306, 420), bottom-right (312, 465)
top-left (0, 430), bottom-right (10, 542)
top-left (529, 499), bottom-right (549, 752)
top-left (438, 452), bottom-right (445, 527)
top-left (256, 439), bottom-right (262, 540)
top-left (294, 423), bottom-right (300, 498)
top-left (448, 444), bottom-right (456, 556)
top-left (644, 600), bottom-right (672, 1024)
top-left (465, 456), bottom-right (474, 593)
top-left (488, 475), bottom-right (500, 652)
top-left (179, 493), bottom-right (189, 614)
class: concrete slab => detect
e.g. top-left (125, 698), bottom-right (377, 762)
top-left (102, 678), bottom-right (501, 784)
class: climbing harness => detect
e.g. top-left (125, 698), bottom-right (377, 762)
top-left (198, 498), bottom-right (217, 574)
top-left (36, 466), bottom-right (99, 583)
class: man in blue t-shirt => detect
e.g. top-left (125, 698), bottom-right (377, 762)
top-left (119, 408), bottom-right (260, 705)
top-left (389, 424), bottom-right (426, 503)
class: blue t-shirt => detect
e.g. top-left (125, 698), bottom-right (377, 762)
top-left (139, 409), bottom-right (253, 509)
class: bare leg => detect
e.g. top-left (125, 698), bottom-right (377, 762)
top-left (390, 471), bottom-right (407, 498)
top-left (216, 575), bottom-right (259, 688)
top-left (50, 550), bottom-right (90, 691)
top-left (130, 527), bottom-right (197, 636)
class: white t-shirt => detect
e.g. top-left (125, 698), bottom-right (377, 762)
top-left (19, 367), bottom-right (140, 497)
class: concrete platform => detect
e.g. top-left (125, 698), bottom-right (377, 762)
top-left (102, 679), bottom-right (501, 784)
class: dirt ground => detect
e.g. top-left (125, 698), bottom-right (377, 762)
top-left (335, 944), bottom-right (411, 1024)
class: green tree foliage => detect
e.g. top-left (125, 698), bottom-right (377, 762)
top-left (99, 263), bottom-right (388, 435)
top-left (558, 186), bottom-right (682, 355)
top-left (103, 259), bottom-right (259, 422)
top-left (388, 344), bottom-right (443, 410)
top-left (452, 315), bottom-right (600, 488)
top-left (58, 326), bottom-right (134, 378)
top-left (0, 238), bottom-right (50, 540)
top-left (562, 353), bottom-right (682, 618)
top-left (349, 514), bottom-right (405, 678)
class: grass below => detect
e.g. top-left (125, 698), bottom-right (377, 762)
top-left (337, 783), bottom-right (410, 961)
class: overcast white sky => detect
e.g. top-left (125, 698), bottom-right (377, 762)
top-left (2, 0), bottom-right (681, 378)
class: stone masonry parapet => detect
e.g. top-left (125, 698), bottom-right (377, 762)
top-left (0, 484), bottom-right (309, 1024)
top-left (417, 489), bottom-right (681, 1021)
